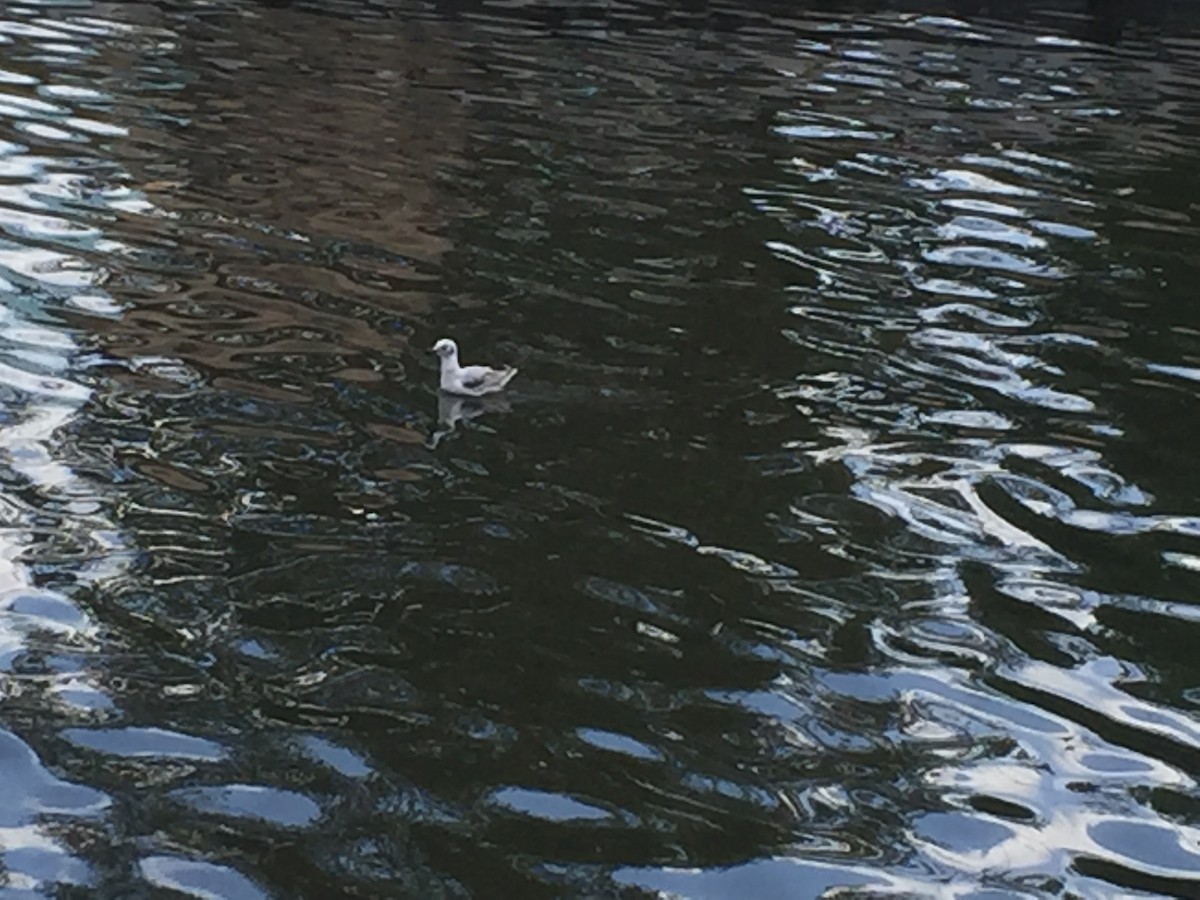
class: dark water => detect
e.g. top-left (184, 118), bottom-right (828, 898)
top-left (2, 0), bottom-right (1200, 896)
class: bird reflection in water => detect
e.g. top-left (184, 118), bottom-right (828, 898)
top-left (429, 391), bottom-right (512, 448)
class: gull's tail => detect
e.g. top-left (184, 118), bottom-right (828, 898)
top-left (497, 366), bottom-right (518, 389)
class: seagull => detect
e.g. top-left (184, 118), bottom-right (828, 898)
top-left (431, 338), bottom-right (518, 397)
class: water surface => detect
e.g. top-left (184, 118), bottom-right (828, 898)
top-left (1, 0), bottom-right (1199, 896)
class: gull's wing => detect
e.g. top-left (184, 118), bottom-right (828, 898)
top-left (460, 364), bottom-right (518, 392)
top-left (457, 365), bottom-right (492, 388)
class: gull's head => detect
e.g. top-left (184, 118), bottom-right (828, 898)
top-left (431, 338), bottom-right (458, 359)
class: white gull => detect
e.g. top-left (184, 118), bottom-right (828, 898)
top-left (432, 337), bottom-right (518, 397)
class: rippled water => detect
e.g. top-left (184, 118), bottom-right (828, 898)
top-left (1, 0), bottom-right (1200, 896)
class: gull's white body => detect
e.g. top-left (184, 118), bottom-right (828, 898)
top-left (432, 338), bottom-right (518, 397)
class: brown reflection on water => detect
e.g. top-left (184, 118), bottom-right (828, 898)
top-left (91, 3), bottom-right (469, 396)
